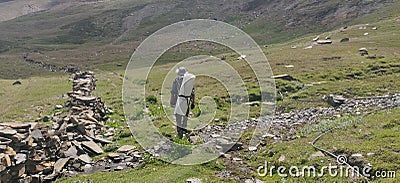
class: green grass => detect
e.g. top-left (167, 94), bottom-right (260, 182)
top-left (0, 73), bottom-right (70, 122)
top-left (57, 161), bottom-right (230, 183)
top-left (251, 109), bottom-right (400, 182)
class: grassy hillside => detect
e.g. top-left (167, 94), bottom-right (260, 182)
top-left (0, 0), bottom-right (399, 182)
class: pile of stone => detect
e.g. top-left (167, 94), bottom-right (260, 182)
top-left (0, 122), bottom-right (38, 182)
top-left (0, 71), bottom-right (142, 182)
top-left (359, 48), bottom-right (369, 56)
top-left (23, 54), bottom-right (78, 73)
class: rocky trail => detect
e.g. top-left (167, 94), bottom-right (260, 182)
top-left (198, 94), bottom-right (400, 146)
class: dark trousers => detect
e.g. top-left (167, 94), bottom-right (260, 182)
top-left (175, 114), bottom-right (188, 138)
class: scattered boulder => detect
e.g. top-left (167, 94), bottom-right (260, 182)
top-left (248, 146), bottom-right (257, 151)
top-left (272, 74), bottom-right (296, 81)
top-left (12, 81), bottom-right (22, 86)
top-left (317, 40), bottom-right (332, 44)
top-left (351, 153), bottom-right (363, 158)
top-left (55, 105), bottom-right (63, 109)
top-left (233, 157), bottom-right (242, 161)
top-left (340, 38), bottom-right (350, 42)
top-left (304, 45), bottom-right (313, 49)
top-left (284, 65), bottom-right (294, 68)
top-left (308, 151), bottom-right (325, 160)
top-left (237, 55), bottom-right (247, 60)
top-left (323, 94), bottom-right (346, 107)
top-left (245, 178), bottom-right (264, 183)
top-left (278, 155), bottom-right (286, 162)
top-left (359, 48), bottom-right (369, 56)
top-left (262, 133), bottom-right (275, 138)
top-left (187, 177), bottom-right (202, 183)
top-left (325, 35), bottom-right (331, 40)
top-left (323, 56), bottom-right (341, 61)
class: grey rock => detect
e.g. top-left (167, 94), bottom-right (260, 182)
top-left (31, 129), bottom-right (43, 141)
top-left (278, 155), bottom-right (286, 162)
top-left (12, 81), bottom-right (22, 85)
top-left (53, 158), bottom-right (70, 174)
top-left (82, 141), bottom-right (104, 155)
top-left (114, 166), bottom-right (124, 171)
top-left (64, 146), bottom-right (78, 158)
top-left (78, 154), bottom-right (92, 164)
top-left (340, 38), bottom-right (350, 42)
top-left (93, 137), bottom-right (112, 144)
top-left (117, 145), bottom-right (136, 153)
top-left (232, 157), bottom-right (242, 161)
top-left (272, 74), bottom-right (296, 81)
top-left (308, 151), bottom-right (325, 160)
top-left (0, 128), bottom-right (17, 136)
top-left (15, 153), bottom-right (27, 165)
top-left (108, 153), bottom-right (121, 159)
top-left (316, 40), bottom-right (332, 44)
top-left (186, 177), bottom-right (202, 183)
top-left (248, 146), bottom-right (257, 151)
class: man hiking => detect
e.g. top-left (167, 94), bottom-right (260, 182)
top-left (170, 67), bottom-right (195, 138)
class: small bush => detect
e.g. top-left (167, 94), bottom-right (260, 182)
top-left (146, 95), bottom-right (158, 104)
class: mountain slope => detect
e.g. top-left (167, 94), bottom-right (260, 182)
top-left (0, 0), bottom-right (52, 22)
top-left (0, 0), bottom-right (397, 50)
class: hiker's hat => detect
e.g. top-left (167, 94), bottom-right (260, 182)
top-left (176, 67), bottom-right (187, 76)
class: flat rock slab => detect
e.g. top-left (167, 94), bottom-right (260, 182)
top-left (0, 122), bottom-right (31, 129)
top-left (0, 128), bottom-right (17, 136)
top-left (308, 151), bottom-right (325, 160)
top-left (108, 153), bottom-right (121, 159)
top-left (82, 141), bottom-right (104, 155)
top-left (64, 146), bottom-right (78, 158)
top-left (187, 178), bottom-right (202, 183)
top-left (0, 137), bottom-right (12, 145)
top-left (93, 137), bottom-right (112, 144)
top-left (53, 158), bottom-right (70, 174)
top-left (248, 146), bottom-right (257, 151)
top-left (78, 154), bottom-right (92, 164)
top-left (75, 96), bottom-right (97, 101)
top-left (117, 145), bottom-right (136, 153)
top-left (272, 74), bottom-right (296, 81)
top-left (317, 40), bottom-right (332, 44)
